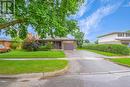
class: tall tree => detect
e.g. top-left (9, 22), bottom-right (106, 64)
top-left (73, 30), bottom-right (84, 47)
top-left (85, 39), bottom-right (90, 43)
top-left (0, 0), bottom-right (84, 39)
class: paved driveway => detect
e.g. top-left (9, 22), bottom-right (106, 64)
top-left (65, 50), bottom-right (107, 58)
top-left (65, 50), bottom-right (129, 73)
top-left (1, 50), bottom-right (130, 87)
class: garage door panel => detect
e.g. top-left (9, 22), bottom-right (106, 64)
top-left (64, 43), bottom-right (74, 50)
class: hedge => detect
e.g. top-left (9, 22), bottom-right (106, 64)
top-left (83, 44), bottom-right (130, 55)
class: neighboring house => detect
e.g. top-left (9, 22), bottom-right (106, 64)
top-left (0, 40), bottom-right (12, 49)
top-left (98, 32), bottom-right (130, 45)
top-left (38, 38), bottom-right (77, 50)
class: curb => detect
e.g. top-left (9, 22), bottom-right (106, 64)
top-left (0, 65), bottom-right (69, 79)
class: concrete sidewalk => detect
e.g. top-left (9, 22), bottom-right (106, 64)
top-left (0, 57), bottom-right (104, 60)
top-left (107, 56), bottom-right (130, 58)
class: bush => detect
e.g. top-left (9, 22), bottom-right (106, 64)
top-left (39, 46), bottom-right (50, 51)
top-left (22, 41), bottom-right (41, 51)
top-left (11, 42), bottom-right (19, 49)
top-left (38, 42), bottom-right (53, 51)
top-left (83, 44), bottom-right (130, 55)
top-left (46, 42), bottom-right (53, 49)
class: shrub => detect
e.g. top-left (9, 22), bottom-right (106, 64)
top-left (46, 42), bottom-right (53, 49)
top-left (38, 42), bottom-right (53, 51)
top-left (22, 41), bottom-right (41, 51)
top-left (83, 44), bottom-right (130, 55)
top-left (39, 46), bottom-right (49, 51)
top-left (11, 42), bottom-right (19, 49)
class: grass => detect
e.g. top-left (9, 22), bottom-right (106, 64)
top-left (86, 50), bottom-right (121, 56)
top-left (0, 50), bottom-right (65, 58)
top-left (0, 60), bottom-right (68, 74)
top-left (108, 58), bottom-right (130, 67)
top-left (78, 48), bottom-right (121, 56)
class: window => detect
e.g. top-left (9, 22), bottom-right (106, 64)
top-left (118, 33), bottom-right (123, 37)
top-left (118, 33), bottom-right (127, 37)
top-left (0, 44), bottom-right (5, 48)
top-left (126, 33), bottom-right (130, 37)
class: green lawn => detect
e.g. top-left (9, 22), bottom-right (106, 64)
top-left (0, 60), bottom-right (68, 74)
top-left (87, 50), bottom-right (121, 56)
top-left (108, 58), bottom-right (130, 67)
top-left (78, 48), bottom-right (121, 56)
top-left (0, 50), bottom-right (65, 58)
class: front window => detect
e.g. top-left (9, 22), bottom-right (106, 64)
top-left (118, 33), bottom-right (130, 37)
top-left (126, 33), bottom-right (130, 37)
top-left (118, 33), bottom-right (124, 37)
top-left (0, 44), bottom-right (5, 48)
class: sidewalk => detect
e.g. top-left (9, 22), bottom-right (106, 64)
top-left (107, 56), bottom-right (130, 59)
top-left (0, 58), bottom-right (67, 60)
top-left (0, 57), bottom-right (104, 60)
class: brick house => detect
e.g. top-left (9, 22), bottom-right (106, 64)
top-left (27, 33), bottom-right (77, 50)
top-left (38, 38), bottom-right (77, 50)
top-left (0, 40), bottom-right (12, 52)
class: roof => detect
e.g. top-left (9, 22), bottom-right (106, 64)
top-left (98, 32), bottom-right (130, 38)
top-left (38, 37), bottom-right (76, 41)
top-left (0, 40), bottom-right (13, 42)
top-left (0, 37), bottom-right (16, 42)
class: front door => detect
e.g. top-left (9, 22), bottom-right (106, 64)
top-left (54, 41), bottom-right (61, 49)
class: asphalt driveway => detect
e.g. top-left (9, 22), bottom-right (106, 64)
top-left (1, 50), bottom-right (130, 87)
top-left (65, 50), bottom-right (130, 73)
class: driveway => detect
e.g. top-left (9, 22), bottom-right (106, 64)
top-left (65, 50), bottom-right (107, 59)
top-left (65, 50), bottom-right (129, 73)
top-left (1, 50), bottom-right (130, 87)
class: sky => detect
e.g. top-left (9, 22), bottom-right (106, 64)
top-left (71, 0), bottom-right (130, 41)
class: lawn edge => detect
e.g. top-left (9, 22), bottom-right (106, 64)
top-left (0, 64), bottom-right (69, 79)
top-left (78, 49), bottom-right (123, 57)
top-left (105, 58), bottom-right (130, 68)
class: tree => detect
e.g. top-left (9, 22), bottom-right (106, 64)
top-left (84, 39), bottom-right (90, 43)
top-left (95, 40), bottom-right (98, 44)
top-left (73, 30), bottom-right (84, 47)
top-left (0, 0), bottom-right (84, 39)
top-left (126, 30), bottom-right (130, 32)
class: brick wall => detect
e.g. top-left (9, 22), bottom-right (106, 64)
top-left (0, 41), bottom-right (11, 49)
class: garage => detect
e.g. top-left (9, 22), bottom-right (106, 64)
top-left (62, 40), bottom-right (76, 50)
top-left (63, 43), bottom-right (74, 50)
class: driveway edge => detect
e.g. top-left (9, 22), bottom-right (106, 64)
top-left (0, 65), bottom-right (69, 79)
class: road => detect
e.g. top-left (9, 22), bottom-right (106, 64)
top-left (1, 50), bottom-right (130, 87)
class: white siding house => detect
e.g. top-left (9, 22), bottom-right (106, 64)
top-left (98, 32), bottom-right (130, 45)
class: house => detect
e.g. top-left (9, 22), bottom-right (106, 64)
top-left (0, 40), bottom-right (12, 52)
top-left (27, 33), bottom-right (77, 50)
top-left (98, 32), bottom-right (130, 45)
top-left (38, 38), bottom-right (77, 50)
